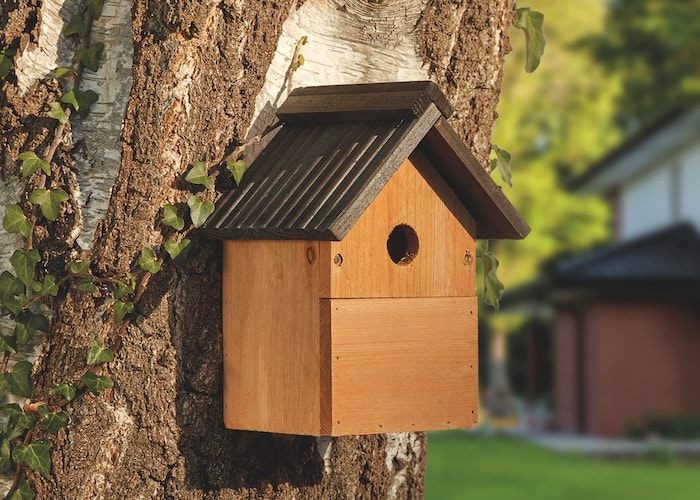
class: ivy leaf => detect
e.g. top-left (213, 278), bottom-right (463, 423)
top-left (38, 405), bottom-right (69, 434)
top-left (64, 14), bottom-right (87, 38)
top-left (10, 249), bottom-right (40, 288)
top-left (33, 274), bottom-right (58, 297)
top-left (54, 66), bottom-right (76, 81)
top-left (81, 372), bottom-right (113, 395)
top-left (4, 361), bottom-right (33, 398)
top-left (187, 195), bottom-right (214, 228)
top-left (12, 439), bottom-right (51, 478)
top-left (86, 0), bottom-right (106, 20)
top-left (15, 311), bottom-right (49, 346)
top-left (490, 144), bottom-right (512, 188)
top-left (47, 102), bottom-right (69, 124)
top-left (2, 404), bottom-right (36, 441)
top-left (514, 7), bottom-right (545, 73)
top-left (0, 51), bottom-right (13, 81)
top-left (0, 437), bottom-right (10, 474)
top-left (49, 382), bottom-right (76, 401)
top-left (74, 89), bottom-right (99, 118)
top-left (17, 151), bottom-right (50, 177)
top-left (76, 276), bottom-right (97, 293)
top-left (161, 204), bottom-right (185, 231)
top-left (8, 481), bottom-right (35, 500)
top-left (0, 335), bottom-right (17, 354)
top-left (87, 340), bottom-right (113, 366)
top-left (226, 159), bottom-right (247, 186)
top-left (73, 42), bottom-right (104, 72)
top-left (3, 294), bottom-right (27, 315)
top-left (0, 271), bottom-right (23, 302)
top-left (164, 238), bottom-right (192, 264)
top-left (185, 161), bottom-right (214, 189)
top-left (138, 247), bottom-right (161, 274)
top-left (28, 188), bottom-right (70, 221)
top-left (114, 279), bottom-right (134, 300)
top-left (69, 260), bottom-right (91, 275)
top-left (3, 204), bottom-right (32, 238)
top-left (114, 299), bottom-right (134, 322)
top-left (480, 249), bottom-right (504, 311)
top-left (60, 89), bottom-right (80, 111)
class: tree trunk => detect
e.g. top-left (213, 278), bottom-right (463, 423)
top-left (1, 0), bottom-right (513, 497)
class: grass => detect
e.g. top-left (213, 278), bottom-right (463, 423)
top-left (425, 431), bottom-right (700, 500)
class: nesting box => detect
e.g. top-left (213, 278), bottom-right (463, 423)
top-left (204, 81), bottom-right (529, 436)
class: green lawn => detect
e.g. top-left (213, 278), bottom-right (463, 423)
top-left (425, 431), bottom-right (700, 500)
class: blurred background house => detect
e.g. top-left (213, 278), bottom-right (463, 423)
top-left (503, 107), bottom-right (700, 437)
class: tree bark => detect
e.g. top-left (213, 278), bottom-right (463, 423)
top-left (1, 0), bottom-right (513, 497)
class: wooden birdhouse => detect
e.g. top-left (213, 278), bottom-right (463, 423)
top-left (204, 81), bottom-right (529, 436)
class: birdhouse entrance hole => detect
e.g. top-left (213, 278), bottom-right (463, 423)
top-left (387, 224), bottom-right (419, 265)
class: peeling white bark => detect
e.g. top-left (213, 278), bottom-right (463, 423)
top-left (252, 0), bottom-right (430, 135)
top-left (385, 432), bottom-right (422, 499)
top-left (70, 0), bottom-right (133, 249)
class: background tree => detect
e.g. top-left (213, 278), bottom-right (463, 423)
top-left (1, 0), bottom-right (516, 497)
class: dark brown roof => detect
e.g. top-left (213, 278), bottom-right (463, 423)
top-left (204, 81), bottom-right (529, 241)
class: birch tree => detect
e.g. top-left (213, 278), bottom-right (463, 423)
top-left (1, 0), bottom-right (515, 497)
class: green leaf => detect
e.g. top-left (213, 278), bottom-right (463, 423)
top-left (0, 437), bottom-right (11, 474)
top-left (187, 195), bottom-right (214, 228)
top-left (74, 89), bottom-right (99, 118)
top-left (114, 279), bottom-right (134, 300)
top-left (138, 247), bottom-right (161, 274)
top-left (15, 311), bottom-right (49, 346)
top-left (33, 274), bottom-right (58, 297)
top-left (81, 372), bottom-right (113, 395)
top-left (514, 7), bottom-right (546, 73)
top-left (10, 249), bottom-right (40, 288)
top-left (18, 151), bottom-right (51, 177)
top-left (64, 14), bottom-right (87, 38)
top-left (28, 188), bottom-right (70, 221)
top-left (47, 102), bottom-right (69, 124)
top-left (73, 42), bottom-right (104, 72)
top-left (0, 271), bottom-right (23, 302)
top-left (86, 0), bottom-right (106, 20)
top-left (226, 159), bottom-right (247, 186)
top-left (490, 144), bottom-right (512, 188)
top-left (54, 66), bottom-right (76, 80)
top-left (114, 300), bottom-right (134, 322)
top-left (185, 161), bottom-right (214, 189)
top-left (12, 439), bottom-right (51, 478)
top-left (0, 51), bottom-right (14, 81)
top-left (6, 361), bottom-right (33, 398)
top-left (3, 204), bottom-right (32, 238)
top-left (38, 405), bottom-right (69, 434)
top-left (164, 238), bottom-right (192, 264)
top-left (87, 340), bottom-right (113, 366)
top-left (481, 249), bottom-right (504, 311)
top-left (0, 335), bottom-right (17, 354)
top-left (2, 404), bottom-right (36, 441)
top-left (69, 260), bottom-right (91, 275)
top-left (76, 276), bottom-right (97, 293)
top-left (3, 294), bottom-right (27, 315)
top-left (8, 481), bottom-right (35, 500)
top-left (161, 204), bottom-right (185, 231)
top-left (60, 89), bottom-right (80, 110)
top-left (49, 382), bottom-right (76, 401)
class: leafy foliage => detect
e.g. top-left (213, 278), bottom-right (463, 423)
top-left (187, 195), bottom-right (214, 228)
top-left (37, 405), bottom-right (69, 434)
top-left (64, 15), bottom-right (87, 38)
top-left (490, 145), bottom-right (512, 187)
top-left (14, 311), bottom-right (49, 346)
top-left (28, 188), bottom-right (69, 221)
top-left (114, 300), bottom-right (134, 322)
top-left (49, 382), bottom-right (76, 401)
top-left (10, 249), bottom-right (40, 288)
top-left (3, 204), bottom-right (32, 239)
top-left (0, 361), bottom-right (33, 398)
top-left (477, 241), bottom-right (505, 311)
top-left (87, 340), bottom-right (114, 366)
top-left (47, 102), bottom-right (69, 124)
top-left (8, 481), bottom-right (35, 500)
top-left (161, 204), bottom-right (185, 231)
top-left (226, 159), bottom-right (247, 186)
top-left (185, 161), bottom-right (214, 189)
top-left (12, 440), bottom-right (52, 478)
top-left (81, 372), bottom-right (113, 395)
top-left (138, 247), bottom-right (161, 274)
top-left (18, 151), bottom-right (50, 178)
top-left (514, 7), bottom-right (546, 73)
top-left (164, 238), bottom-right (191, 263)
top-left (73, 42), bottom-right (105, 72)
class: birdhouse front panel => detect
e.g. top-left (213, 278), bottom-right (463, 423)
top-left (319, 151), bottom-right (476, 299)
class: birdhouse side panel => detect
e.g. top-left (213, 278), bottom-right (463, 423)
top-left (320, 155), bottom-right (476, 299)
top-left (222, 240), bottom-right (322, 435)
top-left (322, 296), bottom-right (479, 436)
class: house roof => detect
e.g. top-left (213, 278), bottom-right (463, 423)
top-left (503, 224), bottom-right (700, 308)
top-left (203, 81), bottom-right (529, 241)
top-left (571, 105), bottom-right (700, 194)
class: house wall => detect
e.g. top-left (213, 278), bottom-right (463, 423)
top-left (619, 139), bottom-right (700, 240)
top-left (567, 301), bottom-right (700, 437)
top-left (552, 311), bottom-right (582, 434)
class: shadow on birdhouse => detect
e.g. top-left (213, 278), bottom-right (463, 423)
top-left (204, 81), bottom-right (529, 436)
